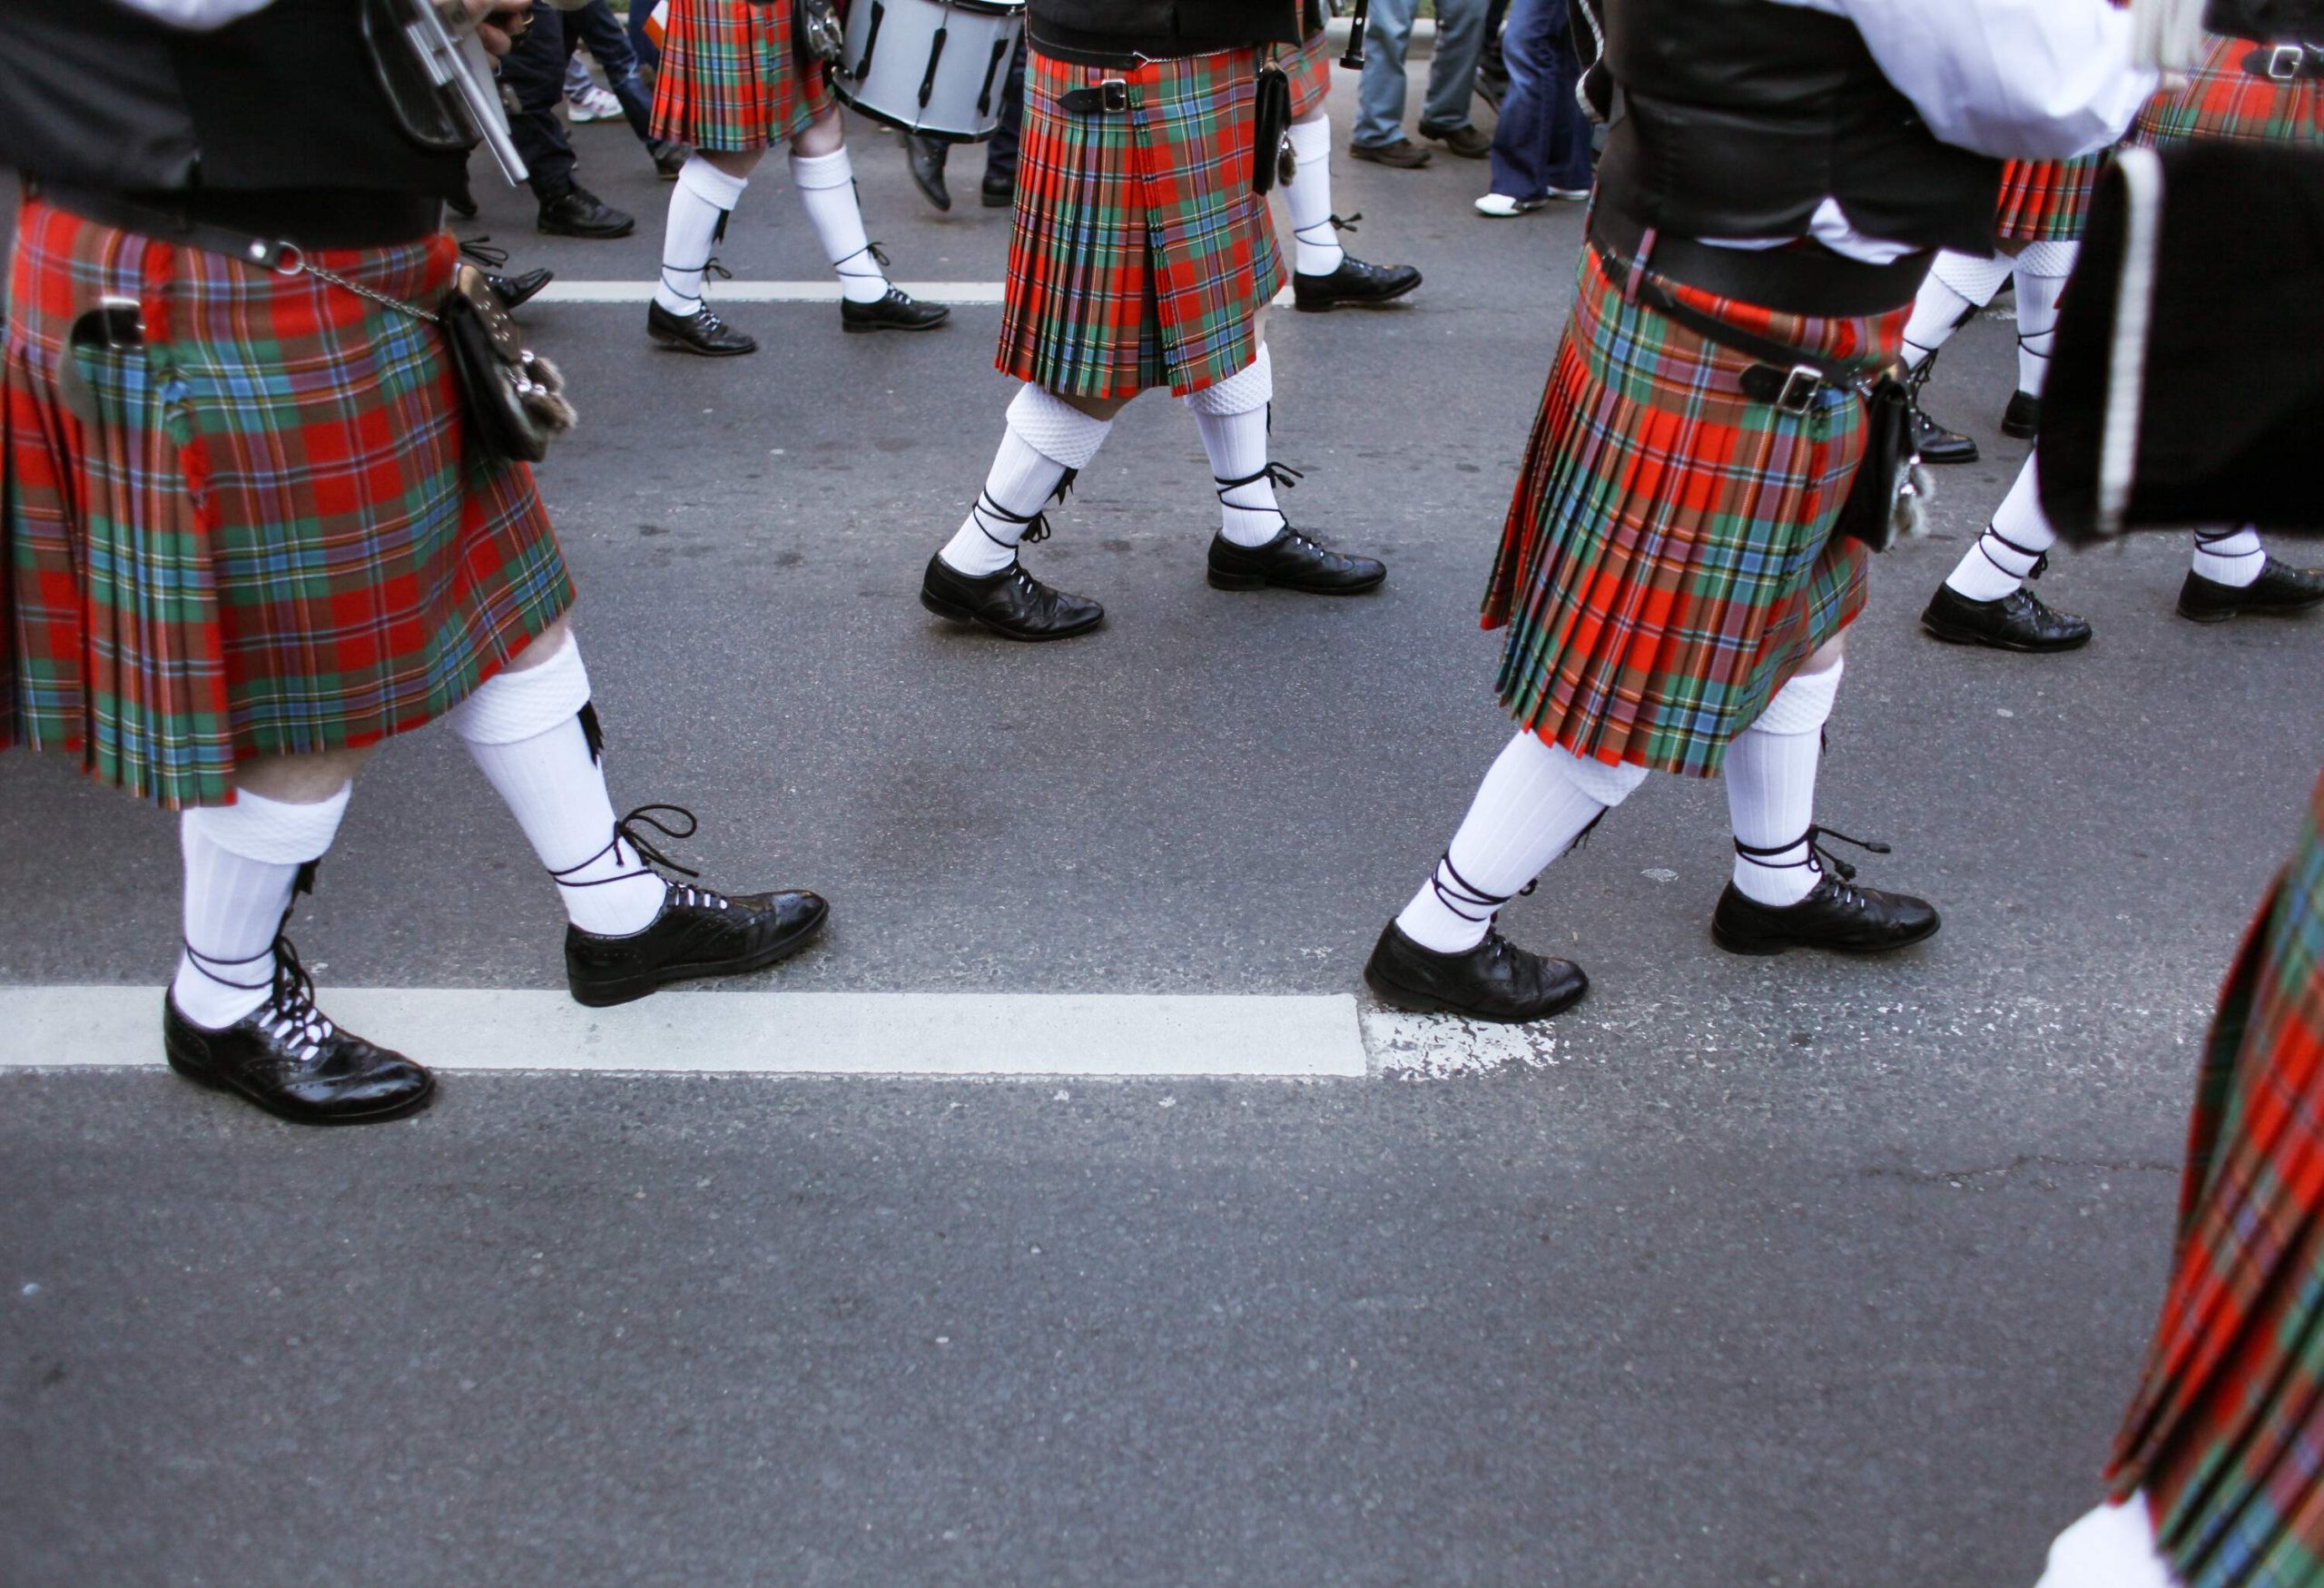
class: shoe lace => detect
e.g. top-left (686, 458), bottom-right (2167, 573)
top-left (257, 937), bottom-right (340, 1067)
top-left (458, 237), bottom-right (510, 270)
top-left (1734, 824), bottom-right (1892, 899)
top-left (1215, 461), bottom-right (1310, 544)
top-left (551, 804), bottom-right (732, 912)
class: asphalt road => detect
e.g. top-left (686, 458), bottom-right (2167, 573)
top-left (6, 78), bottom-right (2322, 1586)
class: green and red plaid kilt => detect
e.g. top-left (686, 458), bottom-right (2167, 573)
top-left (1, 198), bottom-right (571, 811)
top-left (2136, 33), bottom-right (2324, 149)
top-left (997, 46), bottom-right (1285, 400)
top-left (1994, 153), bottom-right (2107, 244)
top-left (2108, 766), bottom-right (2324, 1588)
top-left (1288, 30), bottom-right (1334, 122)
top-left (649, 0), bottom-right (833, 153)
top-left (1482, 246), bottom-right (1896, 779)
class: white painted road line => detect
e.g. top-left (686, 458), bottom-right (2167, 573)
top-left (0, 988), bottom-right (1367, 1079)
top-left (532, 281), bottom-right (1300, 307)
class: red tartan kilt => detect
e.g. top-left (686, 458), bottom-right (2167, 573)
top-left (997, 46), bottom-right (1284, 400)
top-left (1994, 154), bottom-right (2105, 244)
top-left (1, 199), bottom-right (572, 809)
top-left (1288, 31), bottom-right (1334, 122)
top-left (650, 0), bottom-right (834, 153)
top-left (2135, 32), bottom-right (2324, 148)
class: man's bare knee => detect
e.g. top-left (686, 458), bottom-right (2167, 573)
top-left (234, 746), bottom-right (375, 804)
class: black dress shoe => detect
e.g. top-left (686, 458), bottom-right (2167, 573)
top-left (909, 134), bottom-right (953, 212)
top-left (1363, 922), bottom-right (1589, 1023)
top-left (537, 186), bottom-right (635, 238)
top-left (648, 137), bottom-right (690, 180)
top-left (162, 943), bottom-right (433, 1126)
top-left (1921, 582), bottom-right (2092, 652)
top-left (842, 285), bottom-right (951, 333)
top-left (1710, 836), bottom-right (1940, 957)
top-left (2001, 390), bottom-right (2042, 439)
top-left (1208, 524), bottom-right (1386, 595)
top-left (563, 807), bottom-right (830, 1008)
top-left (487, 267), bottom-right (555, 312)
top-left (921, 553), bottom-right (1105, 641)
top-left (2178, 557), bottom-right (2324, 624)
top-left (1293, 254), bottom-right (1423, 312)
top-left (1417, 120), bottom-right (1492, 158)
top-left (1910, 404), bottom-right (1979, 466)
top-left (980, 172), bottom-right (1015, 208)
top-left (648, 299), bottom-right (758, 356)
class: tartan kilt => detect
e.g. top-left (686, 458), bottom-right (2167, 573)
top-left (1482, 246), bottom-right (1895, 779)
top-left (1288, 30), bottom-right (1334, 122)
top-left (2108, 766), bottom-right (2324, 1588)
top-left (2135, 33), bottom-right (2324, 150)
top-left (650, 0), bottom-right (833, 153)
top-left (997, 46), bottom-right (1285, 400)
top-left (1994, 153), bottom-right (2107, 244)
top-left (0, 199), bottom-right (572, 811)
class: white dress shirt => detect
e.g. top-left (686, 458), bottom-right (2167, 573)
top-left (108, 0), bottom-right (281, 27)
top-left (1700, 0), bottom-right (2159, 263)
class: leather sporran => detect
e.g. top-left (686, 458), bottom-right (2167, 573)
top-left (441, 263), bottom-right (576, 464)
top-left (1834, 374), bottom-right (1930, 551)
top-left (796, 0), bottom-right (845, 64)
top-left (1251, 57), bottom-right (1293, 194)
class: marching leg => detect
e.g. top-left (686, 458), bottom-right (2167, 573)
top-left (1284, 112), bottom-right (1424, 311)
top-left (1187, 348), bottom-right (1386, 595)
top-left (2179, 526), bottom-right (2324, 623)
top-left (2004, 241), bottom-right (2077, 438)
top-left (1921, 454), bottom-right (2092, 652)
top-left (790, 127), bottom-right (951, 333)
top-left (649, 153), bottom-right (759, 356)
top-left (920, 385), bottom-right (1113, 641)
top-left (1901, 249), bottom-right (2013, 466)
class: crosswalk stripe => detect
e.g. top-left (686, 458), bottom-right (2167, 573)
top-left (0, 987), bottom-right (1369, 1079)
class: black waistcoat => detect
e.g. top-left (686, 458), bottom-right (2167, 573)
top-left (1029, 0), bottom-right (1305, 65)
top-left (1594, 0), bottom-right (2002, 255)
top-left (0, 0), bottom-right (467, 200)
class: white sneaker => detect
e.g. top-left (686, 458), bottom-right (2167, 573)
top-left (1474, 192), bottom-right (1547, 218)
top-left (569, 82), bottom-right (625, 123)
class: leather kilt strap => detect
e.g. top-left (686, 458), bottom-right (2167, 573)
top-left (34, 182), bottom-right (445, 261)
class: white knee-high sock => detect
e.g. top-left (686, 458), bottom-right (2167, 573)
top-left (656, 156), bottom-right (749, 316)
top-left (2193, 526), bottom-right (2266, 587)
top-left (790, 148), bottom-right (888, 304)
top-left (1284, 117), bottom-right (1343, 276)
top-left (2012, 242), bottom-right (2077, 398)
top-left (172, 784), bottom-right (353, 1029)
top-left (1944, 454), bottom-right (2059, 602)
top-left (1395, 733), bottom-right (1650, 954)
top-left (2034, 1497), bottom-right (2176, 1588)
top-left (448, 635), bottom-right (667, 938)
top-left (1726, 662), bottom-right (1844, 907)
top-left (939, 385), bottom-right (1116, 577)
top-left (1903, 251), bottom-right (2010, 369)
top-left (1184, 347), bottom-right (1284, 548)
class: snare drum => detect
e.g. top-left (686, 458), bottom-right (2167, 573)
top-left (833, 0), bottom-right (1025, 143)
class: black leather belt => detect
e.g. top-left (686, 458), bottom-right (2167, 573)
top-left (1588, 203), bottom-right (1931, 319)
top-left (2243, 42), bottom-right (2324, 81)
top-left (1059, 79), bottom-right (1134, 113)
top-left (1592, 242), bottom-right (1885, 415)
top-left (36, 183), bottom-right (444, 257)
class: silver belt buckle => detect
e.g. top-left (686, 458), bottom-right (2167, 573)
top-left (2268, 44), bottom-right (2306, 82)
top-left (1099, 77), bottom-right (1129, 113)
top-left (1776, 364), bottom-right (1824, 415)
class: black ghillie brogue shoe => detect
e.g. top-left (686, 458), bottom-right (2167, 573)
top-left (563, 806), bottom-right (829, 1009)
top-left (1710, 829), bottom-right (1940, 957)
top-left (648, 299), bottom-right (758, 356)
top-left (1903, 349), bottom-right (1978, 465)
top-left (2178, 557), bottom-right (2324, 624)
top-left (1921, 582), bottom-right (2093, 653)
top-left (1205, 463), bottom-right (1385, 595)
top-left (163, 939), bottom-right (434, 1126)
top-left (841, 271), bottom-right (951, 334)
top-left (921, 554), bottom-right (1105, 641)
top-left (1364, 922), bottom-right (1589, 1023)
top-left (488, 268), bottom-right (555, 312)
top-left (1292, 219), bottom-right (1423, 311)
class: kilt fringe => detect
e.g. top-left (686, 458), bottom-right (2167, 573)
top-left (1482, 247), bottom-right (1895, 779)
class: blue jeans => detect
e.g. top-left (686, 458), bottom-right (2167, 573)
top-left (625, 0), bottom-right (660, 72)
top-left (1353, 0), bottom-right (1489, 149)
top-left (1487, 0), bottom-right (1593, 199)
top-left (566, 0), bottom-right (657, 143)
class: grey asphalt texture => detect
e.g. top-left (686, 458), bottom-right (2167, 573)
top-left (5, 80), bottom-right (2322, 1586)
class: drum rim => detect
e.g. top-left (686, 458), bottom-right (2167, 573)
top-left (850, 0), bottom-right (1023, 17)
top-left (831, 78), bottom-right (1003, 143)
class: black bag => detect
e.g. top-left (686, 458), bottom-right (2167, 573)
top-left (1251, 54), bottom-right (1292, 194)
top-left (2205, 0), bottom-right (2324, 38)
top-left (440, 262), bottom-right (576, 465)
top-left (1832, 374), bottom-right (1925, 552)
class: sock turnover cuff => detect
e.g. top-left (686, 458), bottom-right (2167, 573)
top-left (788, 147), bottom-right (855, 190)
top-left (447, 632), bottom-right (593, 745)
top-left (1005, 383), bottom-right (1115, 470)
top-left (1183, 344), bottom-right (1274, 417)
top-left (2012, 241), bottom-right (2080, 280)
top-left (1930, 249), bottom-right (2012, 307)
top-left (192, 782), bottom-right (352, 865)
top-left (1750, 660), bottom-right (1844, 737)
top-left (1538, 737), bottom-right (1649, 807)
top-left (677, 155), bottom-right (749, 210)
top-left (1286, 117), bottom-right (1332, 163)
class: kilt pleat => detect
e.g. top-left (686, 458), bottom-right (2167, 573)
top-left (650, 0), bottom-right (832, 153)
top-left (1994, 153), bottom-right (2107, 244)
top-left (1288, 31), bottom-right (1334, 122)
top-left (2109, 767), bottom-right (2324, 1588)
top-left (1482, 246), bottom-right (1896, 779)
top-left (997, 47), bottom-right (1284, 400)
top-left (2136, 33), bottom-right (2324, 149)
top-left (1, 199), bottom-right (571, 810)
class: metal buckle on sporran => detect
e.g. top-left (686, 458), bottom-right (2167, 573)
top-left (439, 262), bottom-right (576, 464)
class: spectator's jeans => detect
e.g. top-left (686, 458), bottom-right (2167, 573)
top-left (1354, 0), bottom-right (1489, 148)
top-left (625, 0), bottom-right (661, 72)
top-left (1488, 0), bottom-right (1593, 199)
top-left (504, 4), bottom-right (580, 201)
top-left (567, 0), bottom-right (657, 143)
